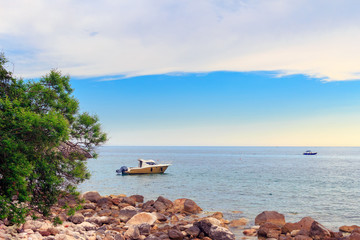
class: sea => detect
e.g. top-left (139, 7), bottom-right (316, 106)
top-left (78, 146), bottom-right (360, 234)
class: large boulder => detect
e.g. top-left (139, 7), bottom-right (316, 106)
top-left (156, 196), bottom-right (173, 209)
top-left (258, 222), bottom-right (282, 239)
top-left (282, 217), bottom-right (315, 234)
top-left (81, 191), bottom-right (101, 203)
top-left (171, 198), bottom-right (202, 214)
top-left (309, 221), bottom-right (332, 240)
top-left (255, 211), bottom-right (285, 226)
top-left (126, 212), bottom-right (157, 227)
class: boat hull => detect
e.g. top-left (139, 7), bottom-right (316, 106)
top-left (303, 152), bottom-right (317, 155)
top-left (124, 165), bottom-right (169, 175)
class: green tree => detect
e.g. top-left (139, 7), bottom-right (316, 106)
top-left (0, 53), bottom-right (107, 224)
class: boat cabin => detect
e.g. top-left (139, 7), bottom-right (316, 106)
top-left (138, 159), bottom-right (157, 168)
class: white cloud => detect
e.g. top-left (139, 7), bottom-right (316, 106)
top-left (1, 0), bottom-right (360, 81)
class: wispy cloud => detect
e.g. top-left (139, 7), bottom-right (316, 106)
top-left (1, 0), bottom-right (360, 81)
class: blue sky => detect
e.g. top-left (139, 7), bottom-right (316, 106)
top-left (71, 72), bottom-right (360, 146)
top-left (1, 0), bottom-right (360, 146)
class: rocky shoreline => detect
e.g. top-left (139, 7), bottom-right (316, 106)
top-left (0, 192), bottom-right (359, 240)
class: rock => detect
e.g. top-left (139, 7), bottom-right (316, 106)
top-left (153, 212), bottom-right (167, 222)
top-left (153, 201), bottom-right (167, 212)
top-left (118, 208), bottom-right (138, 222)
top-left (184, 199), bottom-right (202, 214)
top-left (255, 211), bottom-right (286, 226)
top-left (130, 195), bottom-right (144, 203)
top-left (124, 226), bottom-right (140, 240)
top-left (309, 221), bottom-right (331, 240)
top-left (282, 217), bottom-right (315, 234)
top-left (48, 227), bottom-right (60, 235)
top-left (168, 228), bottom-right (184, 240)
top-left (171, 199), bottom-right (202, 214)
top-left (126, 212), bottom-right (157, 227)
top-left (55, 233), bottom-right (77, 240)
top-left (81, 191), bottom-right (101, 203)
top-left (293, 236), bottom-right (313, 240)
top-left (70, 213), bottom-right (84, 224)
top-left (211, 212), bottom-right (224, 220)
top-left (138, 223), bottom-right (151, 236)
top-left (83, 203), bottom-right (96, 210)
top-left (87, 216), bottom-right (112, 225)
top-left (78, 222), bottom-right (97, 231)
top-left (340, 225), bottom-right (360, 233)
top-left (122, 197), bottom-right (136, 207)
top-left (23, 220), bottom-right (45, 231)
top-left (39, 230), bottom-right (51, 236)
top-left (258, 222), bottom-right (282, 239)
top-left (97, 197), bottom-right (113, 208)
top-left (80, 209), bottom-right (96, 217)
top-left (98, 209), bottom-right (112, 216)
top-left (186, 226), bottom-right (200, 237)
top-left (208, 225), bottom-right (235, 240)
top-left (156, 196), bottom-right (173, 209)
top-left (350, 232), bottom-right (360, 240)
top-left (243, 228), bottom-right (257, 236)
top-left (229, 218), bottom-right (248, 227)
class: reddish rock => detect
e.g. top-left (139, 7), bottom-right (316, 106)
top-left (186, 226), bottom-right (200, 237)
top-left (129, 195), bottom-right (144, 203)
top-left (39, 230), bottom-right (51, 236)
top-left (340, 225), bottom-right (360, 233)
top-left (294, 235), bottom-right (313, 240)
top-left (156, 196), bottom-right (173, 209)
top-left (111, 198), bottom-right (122, 205)
top-left (255, 211), bottom-right (286, 226)
top-left (168, 228), bottom-right (184, 240)
top-left (153, 201), bottom-right (167, 212)
top-left (98, 209), bottom-right (112, 217)
top-left (97, 197), bottom-right (113, 208)
top-left (350, 232), bottom-right (360, 240)
top-left (81, 191), bottom-right (101, 203)
top-left (122, 197), bottom-right (136, 206)
top-left (282, 217), bottom-right (315, 234)
top-left (184, 199), bottom-right (202, 214)
top-left (309, 221), bottom-right (332, 240)
top-left (258, 222), bottom-right (282, 239)
top-left (243, 228), bottom-right (257, 236)
top-left (118, 208), bottom-right (137, 222)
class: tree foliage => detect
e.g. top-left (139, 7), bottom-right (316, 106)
top-left (0, 53), bottom-right (107, 224)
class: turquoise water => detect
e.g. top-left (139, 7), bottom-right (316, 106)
top-left (79, 146), bottom-right (360, 230)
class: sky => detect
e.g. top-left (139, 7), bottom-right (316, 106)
top-left (1, 0), bottom-right (360, 146)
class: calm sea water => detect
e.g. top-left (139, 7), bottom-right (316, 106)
top-left (79, 146), bottom-right (360, 231)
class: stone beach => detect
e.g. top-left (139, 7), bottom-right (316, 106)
top-left (0, 192), bottom-right (359, 240)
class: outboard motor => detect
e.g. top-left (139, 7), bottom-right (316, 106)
top-left (116, 166), bottom-right (128, 175)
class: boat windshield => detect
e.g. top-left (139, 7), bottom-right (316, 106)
top-left (146, 161), bottom-right (156, 165)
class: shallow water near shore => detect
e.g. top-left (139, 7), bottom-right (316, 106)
top-left (79, 146), bottom-right (360, 232)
